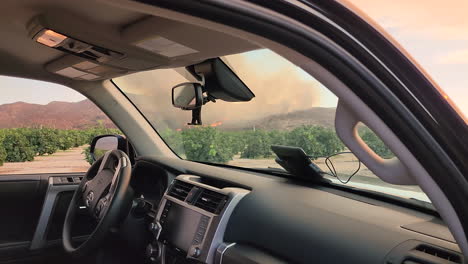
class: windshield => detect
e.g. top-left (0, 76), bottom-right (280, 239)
top-left (113, 49), bottom-right (430, 204)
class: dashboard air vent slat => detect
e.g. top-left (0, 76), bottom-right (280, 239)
top-left (167, 180), bottom-right (194, 201)
top-left (414, 245), bottom-right (462, 263)
top-left (194, 189), bottom-right (228, 214)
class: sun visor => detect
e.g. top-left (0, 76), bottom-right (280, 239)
top-left (121, 16), bottom-right (258, 60)
top-left (190, 58), bottom-right (255, 102)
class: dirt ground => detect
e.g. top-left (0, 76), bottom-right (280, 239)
top-left (0, 146), bottom-right (90, 175)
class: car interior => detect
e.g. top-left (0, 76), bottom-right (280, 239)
top-left (0, 0), bottom-right (467, 264)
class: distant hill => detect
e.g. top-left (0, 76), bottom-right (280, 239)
top-left (0, 100), bottom-right (115, 129)
top-left (0, 99), bottom-right (335, 131)
top-left (224, 107), bottom-right (336, 130)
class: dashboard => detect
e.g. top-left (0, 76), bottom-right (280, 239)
top-left (135, 157), bottom-right (465, 264)
top-left (147, 174), bottom-right (249, 263)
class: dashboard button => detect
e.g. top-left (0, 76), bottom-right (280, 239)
top-left (189, 247), bottom-right (201, 258)
top-left (146, 243), bottom-right (161, 262)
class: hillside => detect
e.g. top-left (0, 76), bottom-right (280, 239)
top-left (224, 107), bottom-right (336, 130)
top-left (0, 99), bottom-right (335, 131)
top-left (0, 100), bottom-right (115, 129)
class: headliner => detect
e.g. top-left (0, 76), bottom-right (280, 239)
top-left (0, 0), bottom-right (258, 86)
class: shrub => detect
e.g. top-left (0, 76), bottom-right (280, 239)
top-left (68, 130), bottom-right (88, 148)
top-left (26, 128), bottom-right (59, 155)
top-left (0, 127), bottom-right (123, 166)
top-left (2, 130), bottom-right (35, 162)
top-left (359, 127), bottom-right (394, 159)
top-left (285, 125), bottom-right (345, 159)
top-left (83, 146), bottom-right (93, 165)
top-left (285, 126), bottom-right (322, 159)
top-left (0, 146), bottom-right (6, 165)
top-left (309, 126), bottom-right (345, 157)
top-left (56, 130), bottom-right (74, 151)
top-left (0, 133), bottom-right (6, 166)
top-left (268, 130), bottom-right (287, 146)
top-left (160, 129), bottom-right (184, 156)
top-left (223, 131), bottom-right (247, 156)
top-left (182, 127), bottom-right (235, 163)
top-left (241, 130), bottom-right (272, 159)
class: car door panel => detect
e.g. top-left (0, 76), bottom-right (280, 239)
top-left (0, 175), bottom-right (46, 246)
top-left (0, 173), bottom-right (93, 264)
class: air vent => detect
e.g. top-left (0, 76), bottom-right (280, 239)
top-left (194, 189), bottom-right (228, 214)
top-left (415, 245), bottom-right (462, 263)
top-left (167, 180), bottom-right (194, 201)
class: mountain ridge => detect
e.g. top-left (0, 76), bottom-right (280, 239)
top-left (0, 99), bottom-right (115, 129)
top-left (0, 99), bottom-right (336, 130)
top-left (222, 107), bottom-right (336, 130)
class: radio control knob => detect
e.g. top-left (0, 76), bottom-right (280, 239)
top-left (190, 247), bottom-right (201, 258)
top-left (148, 222), bottom-right (162, 240)
top-left (146, 243), bottom-right (160, 262)
top-left (148, 222), bottom-right (158, 232)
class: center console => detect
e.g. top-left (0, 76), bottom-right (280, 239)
top-left (147, 175), bottom-right (249, 264)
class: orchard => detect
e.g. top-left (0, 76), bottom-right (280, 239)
top-left (0, 126), bottom-right (120, 165)
top-left (0, 124), bottom-right (394, 166)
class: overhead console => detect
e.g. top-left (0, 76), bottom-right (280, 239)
top-left (27, 13), bottom-right (163, 81)
top-left (147, 175), bottom-right (249, 264)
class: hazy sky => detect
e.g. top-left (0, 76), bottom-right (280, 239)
top-left (114, 49), bottom-right (335, 129)
top-left (349, 0), bottom-right (468, 117)
top-left (0, 76), bottom-right (85, 105)
top-left (0, 0), bottom-right (466, 118)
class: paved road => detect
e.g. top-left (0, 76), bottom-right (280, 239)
top-left (0, 146), bottom-right (90, 175)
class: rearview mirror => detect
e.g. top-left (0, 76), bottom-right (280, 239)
top-left (172, 82), bottom-right (203, 110)
top-left (188, 58), bottom-right (255, 102)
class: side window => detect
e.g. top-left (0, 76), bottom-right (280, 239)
top-left (0, 77), bottom-right (119, 175)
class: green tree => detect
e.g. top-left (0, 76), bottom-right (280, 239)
top-left (25, 128), bottom-right (59, 155)
top-left (224, 131), bottom-right (247, 156)
top-left (359, 127), bottom-right (394, 158)
top-left (285, 125), bottom-right (345, 159)
top-left (241, 130), bottom-right (272, 158)
top-left (268, 130), bottom-right (287, 146)
top-left (285, 126), bottom-right (322, 159)
top-left (311, 126), bottom-right (345, 157)
top-left (160, 128), bottom-right (184, 156)
top-left (0, 133), bottom-right (7, 165)
top-left (68, 129), bottom-right (88, 148)
top-left (56, 130), bottom-right (74, 151)
top-left (182, 127), bottom-right (235, 163)
top-left (83, 146), bottom-right (93, 165)
top-left (2, 130), bottom-right (35, 162)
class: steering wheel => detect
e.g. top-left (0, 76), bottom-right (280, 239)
top-left (63, 149), bottom-right (133, 256)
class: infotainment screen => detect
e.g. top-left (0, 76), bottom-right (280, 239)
top-left (160, 202), bottom-right (203, 252)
